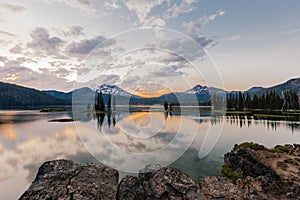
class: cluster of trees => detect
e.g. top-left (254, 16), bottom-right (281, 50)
top-left (226, 90), bottom-right (299, 110)
top-left (94, 91), bottom-right (114, 111)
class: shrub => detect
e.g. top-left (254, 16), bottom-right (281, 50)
top-left (272, 145), bottom-right (290, 153)
top-left (221, 164), bottom-right (243, 182)
top-left (238, 142), bottom-right (265, 150)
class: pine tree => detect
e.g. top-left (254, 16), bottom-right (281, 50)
top-left (245, 93), bottom-right (251, 109)
top-left (98, 91), bottom-right (105, 111)
top-left (238, 91), bottom-right (244, 110)
top-left (107, 93), bottom-right (112, 110)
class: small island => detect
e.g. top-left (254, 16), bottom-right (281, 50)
top-left (40, 108), bottom-right (68, 112)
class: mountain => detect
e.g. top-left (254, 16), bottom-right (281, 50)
top-left (43, 87), bottom-right (95, 105)
top-left (0, 82), bottom-right (68, 108)
top-left (98, 84), bottom-right (139, 98)
top-left (2, 78), bottom-right (298, 108)
top-left (43, 90), bottom-right (72, 103)
top-left (244, 78), bottom-right (300, 96)
top-left (46, 78), bottom-right (299, 106)
top-left (185, 85), bottom-right (209, 95)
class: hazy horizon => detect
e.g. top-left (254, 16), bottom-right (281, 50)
top-left (1, 76), bottom-right (298, 96)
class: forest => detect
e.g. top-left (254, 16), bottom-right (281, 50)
top-left (226, 90), bottom-right (299, 110)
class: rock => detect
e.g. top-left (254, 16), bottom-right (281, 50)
top-left (19, 159), bottom-right (119, 200)
top-left (224, 146), bottom-right (279, 179)
top-left (117, 165), bottom-right (207, 200)
top-left (223, 143), bottom-right (300, 199)
top-left (117, 176), bottom-right (145, 200)
top-left (20, 143), bottom-right (300, 200)
top-left (199, 176), bottom-right (243, 200)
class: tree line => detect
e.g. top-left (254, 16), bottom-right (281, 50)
top-left (226, 90), bottom-right (299, 110)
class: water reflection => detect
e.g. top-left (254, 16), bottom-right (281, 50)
top-left (225, 113), bottom-right (300, 132)
top-left (0, 109), bottom-right (299, 199)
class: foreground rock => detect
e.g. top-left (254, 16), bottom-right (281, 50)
top-left (20, 143), bottom-right (300, 200)
top-left (222, 143), bottom-right (300, 199)
top-left (20, 161), bottom-right (205, 200)
top-left (19, 160), bottom-right (119, 200)
top-left (117, 164), bottom-right (206, 200)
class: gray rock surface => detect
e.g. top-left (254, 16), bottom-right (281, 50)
top-left (19, 159), bottom-right (119, 200)
top-left (199, 176), bottom-right (243, 200)
top-left (117, 176), bottom-right (145, 200)
top-left (118, 164), bottom-right (206, 200)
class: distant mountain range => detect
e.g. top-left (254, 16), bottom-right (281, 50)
top-left (0, 78), bottom-right (299, 108)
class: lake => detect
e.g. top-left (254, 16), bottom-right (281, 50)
top-left (0, 107), bottom-right (299, 199)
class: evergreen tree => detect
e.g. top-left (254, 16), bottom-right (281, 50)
top-left (107, 93), bottom-right (112, 110)
top-left (238, 91), bottom-right (244, 110)
top-left (98, 91), bottom-right (105, 111)
top-left (245, 93), bottom-right (251, 109)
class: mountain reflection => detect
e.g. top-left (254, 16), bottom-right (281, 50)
top-left (91, 108), bottom-right (300, 133)
top-left (94, 110), bottom-right (178, 132)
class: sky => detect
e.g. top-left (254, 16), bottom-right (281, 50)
top-left (0, 0), bottom-right (300, 95)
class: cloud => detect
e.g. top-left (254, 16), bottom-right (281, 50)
top-left (164, 1), bottom-right (195, 19)
top-left (182, 9), bottom-right (226, 35)
top-left (194, 36), bottom-right (216, 48)
top-left (0, 56), bottom-right (7, 62)
top-left (124, 0), bottom-right (165, 26)
top-left (0, 2), bottom-right (26, 12)
top-left (44, 0), bottom-right (96, 14)
top-left (282, 28), bottom-right (300, 35)
top-left (104, 1), bottom-right (121, 10)
top-left (62, 26), bottom-right (85, 37)
top-left (143, 16), bottom-right (166, 27)
top-left (78, 74), bottom-right (121, 88)
top-left (0, 59), bottom-right (74, 91)
top-left (27, 27), bottom-right (65, 56)
top-left (9, 45), bottom-right (23, 54)
top-left (201, 9), bottom-right (226, 25)
top-left (121, 75), bottom-right (140, 86)
top-left (151, 66), bottom-right (183, 77)
top-left (66, 35), bottom-right (114, 55)
top-left (228, 35), bottom-right (242, 40)
top-left (0, 31), bottom-right (16, 37)
top-left (181, 9), bottom-right (225, 48)
top-left (182, 0), bottom-right (200, 4)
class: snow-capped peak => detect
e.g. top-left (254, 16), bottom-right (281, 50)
top-left (185, 85), bottom-right (209, 94)
top-left (97, 84), bottom-right (133, 97)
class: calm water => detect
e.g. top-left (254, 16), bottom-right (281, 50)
top-left (0, 108), bottom-right (300, 199)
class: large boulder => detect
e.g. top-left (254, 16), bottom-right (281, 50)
top-left (117, 164), bottom-right (207, 200)
top-left (19, 159), bottom-right (119, 200)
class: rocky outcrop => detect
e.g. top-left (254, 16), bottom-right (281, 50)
top-left (21, 161), bottom-right (206, 200)
top-left (20, 143), bottom-right (300, 200)
top-left (117, 165), bottom-right (206, 200)
top-left (19, 160), bottom-right (119, 200)
top-left (199, 176), bottom-right (243, 199)
top-left (222, 143), bottom-right (300, 199)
